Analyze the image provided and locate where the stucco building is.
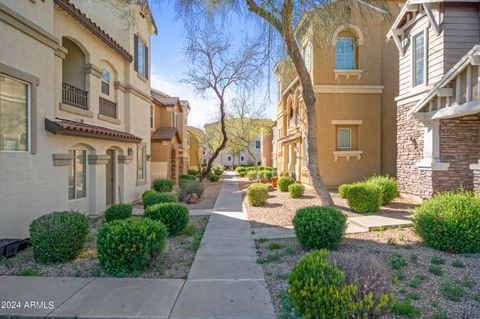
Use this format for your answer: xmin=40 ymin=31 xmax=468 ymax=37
xmin=0 ymin=0 xmax=156 ymax=237
xmin=187 ymin=126 xmax=205 ymax=171
xmin=150 ymin=89 xmax=190 ymax=182
xmin=273 ymin=0 xmax=400 ymax=186
xmin=388 ymin=0 xmax=480 ymax=198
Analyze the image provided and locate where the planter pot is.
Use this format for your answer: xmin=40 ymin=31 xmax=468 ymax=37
xmin=272 ymin=177 xmax=279 ymax=188
xmin=260 ymin=178 xmax=268 ymax=184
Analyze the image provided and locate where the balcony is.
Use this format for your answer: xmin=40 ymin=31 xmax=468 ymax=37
xmin=99 ymin=97 xmax=117 ymax=118
xmin=62 ymin=82 xmax=88 ymax=109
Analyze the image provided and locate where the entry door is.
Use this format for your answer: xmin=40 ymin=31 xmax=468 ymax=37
xmin=106 ymin=150 xmax=115 ymax=206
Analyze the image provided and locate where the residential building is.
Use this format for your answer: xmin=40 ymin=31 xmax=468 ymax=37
xmin=150 ymin=89 xmax=190 ymax=182
xmin=273 ymin=0 xmax=401 ymax=186
xmin=187 ymin=126 xmax=204 ymax=171
xmin=0 ymin=0 xmax=156 ymax=237
xmin=388 ymin=0 xmax=480 ymax=198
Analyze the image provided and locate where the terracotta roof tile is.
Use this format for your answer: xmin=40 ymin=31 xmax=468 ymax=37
xmin=151 ymin=127 xmax=180 ymax=142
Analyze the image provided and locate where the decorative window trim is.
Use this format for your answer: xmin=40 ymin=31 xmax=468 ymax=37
xmin=333 ymin=150 xmax=363 ymax=161
xmin=137 ymin=143 xmax=147 ymax=182
xmin=337 ymin=127 xmax=352 ymax=149
xmin=331 ymin=24 xmax=365 ymax=46
xmin=68 ymin=149 xmax=87 ymax=200
xmin=331 ymin=120 xmax=363 ymax=125
xmin=411 ymin=28 xmax=428 ymax=88
xmin=334 ymin=69 xmax=363 ymax=80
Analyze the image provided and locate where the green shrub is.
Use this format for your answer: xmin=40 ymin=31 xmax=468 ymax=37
xmin=152 ymin=178 xmax=174 ymax=193
xmin=392 ymin=298 xmax=421 ymax=318
xmin=338 ymin=183 xmax=352 ymax=199
xmin=389 ymin=253 xmax=407 ymax=270
xmin=278 ymin=177 xmax=295 ymax=192
xmin=97 ymin=218 xmax=167 ymax=276
xmin=105 ymin=204 xmax=132 ymax=222
xmin=187 ymin=169 xmax=198 ymax=176
xmin=258 ymin=165 xmax=266 ymax=171
xmin=246 ymin=166 xmax=256 ymax=171
xmin=145 ymin=203 xmax=189 ymax=236
xmin=288 ymin=250 xmax=395 ymax=319
xmin=247 ymin=183 xmax=268 ymax=206
xmin=142 ymin=189 xmax=157 ymax=201
xmin=347 ymin=182 xmax=383 ymax=213
xmin=264 ymin=170 xmax=273 ymax=181
xmin=247 ymin=170 xmax=257 ymax=181
xmin=178 ymin=180 xmax=205 ymax=201
xmin=367 ymin=176 xmax=398 ymax=204
xmin=288 ymin=183 xmax=305 ymax=198
xmin=293 ymin=206 xmax=346 ymax=250
xmin=257 ymin=170 xmax=266 ymax=179
xmin=143 ymin=192 xmax=177 ymax=209
xmin=240 ymin=171 xmax=247 ymax=177
xmin=413 ymin=191 xmax=480 ymax=253
xmin=265 ymin=166 xmax=273 ymax=170
xmin=30 ymin=211 xmax=89 ymax=264
xmin=212 ymin=165 xmax=223 ymax=175
xmin=208 ymin=174 xmax=220 ymax=182
xmin=235 ymin=166 xmax=246 ymax=173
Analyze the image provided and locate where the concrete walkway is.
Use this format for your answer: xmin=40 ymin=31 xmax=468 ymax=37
xmin=0 ymin=173 xmax=275 ymax=319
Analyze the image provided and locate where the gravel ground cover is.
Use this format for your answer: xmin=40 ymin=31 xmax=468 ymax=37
xmin=256 ymin=228 xmax=480 ymax=319
xmin=0 ymin=215 xmax=209 ymax=279
xmin=237 ymin=177 xmax=415 ymax=228
xmin=184 ymin=178 xmax=224 ymax=210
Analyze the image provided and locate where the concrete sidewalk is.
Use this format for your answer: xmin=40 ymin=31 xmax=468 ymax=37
xmin=0 ymin=172 xmax=275 ymax=319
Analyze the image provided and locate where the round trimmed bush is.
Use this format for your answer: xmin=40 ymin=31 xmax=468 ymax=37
xmin=30 ymin=211 xmax=89 ymax=264
xmin=338 ymin=184 xmax=352 ymax=199
xmin=367 ymin=176 xmax=398 ymax=204
xmin=105 ymin=204 xmax=132 ymax=222
xmin=264 ymin=170 xmax=273 ymax=181
xmin=145 ymin=203 xmax=190 ymax=236
xmin=246 ymin=166 xmax=256 ymax=172
xmin=142 ymin=189 xmax=157 ymax=201
xmin=247 ymin=183 xmax=268 ymax=206
xmin=247 ymin=170 xmax=257 ymax=181
xmin=288 ymin=183 xmax=305 ymax=198
xmin=143 ymin=192 xmax=177 ymax=209
xmin=258 ymin=165 xmax=266 ymax=171
xmin=213 ymin=166 xmax=223 ymax=175
xmin=240 ymin=171 xmax=247 ymax=177
xmin=347 ymin=183 xmax=383 ymax=213
xmin=413 ymin=191 xmax=480 ymax=253
xmin=97 ymin=218 xmax=168 ymax=276
xmin=257 ymin=170 xmax=266 ymax=180
xmin=278 ymin=177 xmax=295 ymax=192
xmin=152 ymin=178 xmax=174 ymax=193
xmin=293 ymin=206 xmax=346 ymax=250
xmin=235 ymin=166 xmax=246 ymax=173
xmin=209 ymin=173 xmax=220 ymax=182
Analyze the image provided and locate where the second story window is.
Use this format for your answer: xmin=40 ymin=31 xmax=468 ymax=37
xmin=337 ymin=128 xmax=352 ymax=149
xmin=150 ymin=105 xmax=154 ymax=128
xmin=303 ymin=42 xmax=311 ymax=72
xmin=255 ymin=139 xmax=261 ymax=149
xmin=172 ymin=112 xmax=178 ymax=128
xmin=336 ymin=38 xmax=355 ymax=70
xmin=101 ymin=70 xmax=110 ymax=95
xmin=413 ymin=33 xmax=425 ymax=87
xmin=134 ymin=35 xmax=148 ymax=79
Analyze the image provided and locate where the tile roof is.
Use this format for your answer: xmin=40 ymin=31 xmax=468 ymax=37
xmin=151 ymin=127 xmax=181 ymax=142
xmin=54 ymin=0 xmax=133 ymax=62
xmin=151 ymin=89 xmax=181 ymax=107
xmin=45 ymin=118 xmax=142 ymax=143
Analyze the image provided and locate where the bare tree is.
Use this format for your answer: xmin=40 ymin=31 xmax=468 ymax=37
xmin=182 ymin=24 xmax=263 ymax=181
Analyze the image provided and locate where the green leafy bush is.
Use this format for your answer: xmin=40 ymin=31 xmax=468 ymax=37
xmin=187 ymin=169 xmax=198 ymax=176
xmin=258 ymin=165 xmax=266 ymax=171
xmin=208 ymin=174 xmax=220 ymax=182
xmin=247 ymin=170 xmax=257 ymax=181
xmin=265 ymin=166 xmax=273 ymax=170
xmin=97 ymin=218 xmax=168 ymax=276
xmin=105 ymin=204 xmax=132 ymax=222
xmin=142 ymin=189 xmax=157 ymax=201
xmin=288 ymin=183 xmax=305 ymax=198
xmin=152 ymin=178 xmax=174 ymax=193
xmin=347 ymin=183 xmax=383 ymax=213
xmin=278 ymin=177 xmax=295 ymax=192
xmin=257 ymin=170 xmax=266 ymax=180
xmin=367 ymin=176 xmax=398 ymax=204
xmin=264 ymin=170 xmax=273 ymax=181
xmin=413 ymin=191 xmax=480 ymax=253
xmin=392 ymin=298 xmax=421 ymax=318
xmin=178 ymin=180 xmax=205 ymax=201
xmin=235 ymin=166 xmax=246 ymax=173
xmin=212 ymin=165 xmax=223 ymax=175
xmin=293 ymin=206 xmax=346 ymax=250
xmin=144 ymin=203 xmax=189 ymax=236
xmin=246 ymin=166 xmax=256 ymax=171
xmin=30 ymin=211 xmax=89 ymax=264
xmin=247 ymin=183 xmax=268 ymax=206
xmin=338 ymin=183 xmax=352 ymax=199
xmin=288 ymin=250 xmax=395 ymax=319
xmin=240 ymin=171 xmax=247 ymax=177
xmin=143 ymin=192 xmax=177 ymax=209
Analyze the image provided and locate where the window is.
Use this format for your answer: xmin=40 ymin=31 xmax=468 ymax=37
xmin=240 ymin=155 xmax=245 ymax=162
xmin=101 ymin=70 xmax=110 ymax=95
xmin=0 ymin=75 xmax=30 ymax=152
xmin=68 ymin=150 xmax=87 ymax=200
xmin=134 ymin=35 xmax=148 ymax=79
xmin=413 ymin=33 xmax=425 ymax=87
xmin=335 ymin=38 xmax=355 ymax=70
xmin=255 ymin=139 xmax=261 ymax=149
xmin=172 ymin=112 xmax=178 ymax=128
xmin=303 ymin=42 xmax=311 ymax=72
xmin=337 ymin=128 xmax=352 ymax=149
xmin=150 ymin=105 xmax=154 ymax=128
xmin=289 ymin=107 xmax=294 ymax=128
xmin=227 ymin=155 xmax=232 ymax=162
xmin=137 ymin=144 xmax=146 ymax=181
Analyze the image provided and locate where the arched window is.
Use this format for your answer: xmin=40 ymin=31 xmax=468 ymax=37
xmin=332 ymin=25 xmax=364 ymax=70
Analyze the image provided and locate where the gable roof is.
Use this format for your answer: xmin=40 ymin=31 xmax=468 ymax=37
xmin=151 ymin=127 xmax=181 ymax=143
xmin=151 ymin=89 xmax=181 ymax=109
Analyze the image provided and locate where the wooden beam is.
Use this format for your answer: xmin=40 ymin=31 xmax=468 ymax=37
xmin=456 ymin=74 xmax=462 ymax=104
xmin=422 ymin=3 xmax=441 ymax=35
xmin=467 ymin=65 xmax=472 ymax=102
xmin=436 ymin=88 xmax=453 ymax=97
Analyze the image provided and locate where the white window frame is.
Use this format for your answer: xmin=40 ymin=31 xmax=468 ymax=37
xmin=412 ymin=29 xmax=427 ymax=88
xmin=101 ymin=69 xmax=110 ymax=96
xmin=137 ymin=38 xmax=147 ymax=78
xmin=337 ymin=128 xmax=352 ymax=149
xmin=172 ymin=112 xmax=178 ymax=128
xmin=68 ymin=149 xmax=87 ymax=200
xmin=0 ymin=74 xmax=31 ymax=153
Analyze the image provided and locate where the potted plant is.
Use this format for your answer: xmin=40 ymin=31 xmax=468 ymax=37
xmin=272 ymin=176 xmax=279 ymax=188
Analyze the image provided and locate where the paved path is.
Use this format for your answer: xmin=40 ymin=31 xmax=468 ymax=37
xmin=0 ymin=173 xmax=275 ymax=319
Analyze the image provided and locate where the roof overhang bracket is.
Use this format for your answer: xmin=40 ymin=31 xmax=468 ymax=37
xmin=422 ymin=3 xmax=440 ymax=35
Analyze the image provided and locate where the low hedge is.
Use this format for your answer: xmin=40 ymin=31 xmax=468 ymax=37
xmin=236 ymin=166 xmax=246 ymax=173
xmin=247 ymin=170 xmax=257 ymax=181
xmin=145 ymin=203 xmax=189 ymax=236
xmin=105 ymin=204 xmax=132 ymax=222
xmin=97 ymin=218 xmax=168 ymax=276
xmin=240 ymin=171 xmax=247 ymax=177
xmin=293 ymin=206 xmax=346 ymax=250
xmin=152 ymin=178 xmax=174 ymax=193
xmin=142 ymin=189 xmax=157 ymax=201
xmin=367 ymin=176 xmax=398 ymax=204
xmin=347 ymin=183 xmax=383 ymax=213
xmin=143 ymin=192 xmax=177 ymax=209
xmin=30 ymin=211 xmax=89 ymax=264
xmin=187 ymin=169 xmax=198 ymax=176
xmin=413 ymin=191 xmax=480 ymax=253
xmin=288 ymin=183 xmax=305 ymax=198
xmin=278 ymin=177 xmax=295 ymax=192
xmin=247 ymin=183 xmax=268 ymax=206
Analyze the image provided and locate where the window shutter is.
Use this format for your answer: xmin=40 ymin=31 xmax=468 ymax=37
xmin=144 ymin=45 xmax=149 ymax=79
xmin=134 ymin=34 xmax=138 ymax=71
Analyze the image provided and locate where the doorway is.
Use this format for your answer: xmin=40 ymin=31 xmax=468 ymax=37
xmin=106 ymin=149 xmax=115 ymax=206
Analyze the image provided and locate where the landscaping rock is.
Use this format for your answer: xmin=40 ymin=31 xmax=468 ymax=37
xmin=187 ymin=193 xmax=200 ymax=204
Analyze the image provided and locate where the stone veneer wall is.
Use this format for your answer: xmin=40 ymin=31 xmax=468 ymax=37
xmin=473 ymin=172 xmax=480 ymax=196
xmin=397 ymin=103 xmax=434 ymax=197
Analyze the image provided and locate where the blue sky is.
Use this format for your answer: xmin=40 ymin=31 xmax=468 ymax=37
xmin=148 ymin=1 xmax=277 ymax=128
